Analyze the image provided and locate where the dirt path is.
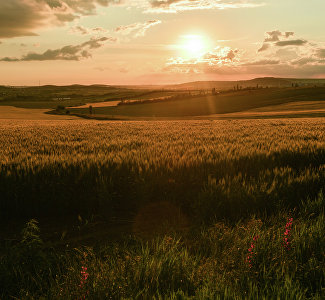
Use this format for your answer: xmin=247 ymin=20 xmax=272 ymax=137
xmin=0 ymin=106 xmax=80 ymax=120
xmin=68 ymin=100 xmax=120 ymax=109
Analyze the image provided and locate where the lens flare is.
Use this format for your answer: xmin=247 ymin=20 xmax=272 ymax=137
xmin=181 ymin=34 xmax=208 ymax=58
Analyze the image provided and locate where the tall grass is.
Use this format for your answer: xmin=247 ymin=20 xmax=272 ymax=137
xmin=1 ymin=192 xmax=324 ymax=299
xmin=1 ymin=118 xmax=325 ymax=222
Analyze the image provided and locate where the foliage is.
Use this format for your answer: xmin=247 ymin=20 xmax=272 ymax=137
xmin=1 ymin=195 xmax=324 ymax=298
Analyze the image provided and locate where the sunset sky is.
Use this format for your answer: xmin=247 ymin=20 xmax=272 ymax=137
xmin=0 ymin=0 xmax=325 ymax=85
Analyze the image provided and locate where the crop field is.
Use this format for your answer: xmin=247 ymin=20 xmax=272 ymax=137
xmin=68 ymin=87 xmax=325 ymax=119
xmin=0 ymin=85 xmax=183 ymax=109
xmin=1 ymin=117 xmax=325 ymax=298
xmin=1 ymin=118 xmax=325 ymax=220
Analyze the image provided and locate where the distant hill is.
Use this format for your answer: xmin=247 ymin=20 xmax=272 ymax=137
xmin=2 ymin=77 xmax=325 ymax=91
xmin=69 ymin=86 xmax=325 ymax=119
xmin=166 ymin=77 xmax=325 ymax=90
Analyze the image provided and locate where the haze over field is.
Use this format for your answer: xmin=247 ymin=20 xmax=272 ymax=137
xmin=0 ymin=0 xmax=325 ymax=85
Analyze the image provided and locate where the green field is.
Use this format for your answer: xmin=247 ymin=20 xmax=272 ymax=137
xmin=1 ymin=118 xmax=325 ymax=299
xmin=68 ymin=87 xmax=325 ymax=119
xmin=0 ymin=85 xmax=183 ymax=109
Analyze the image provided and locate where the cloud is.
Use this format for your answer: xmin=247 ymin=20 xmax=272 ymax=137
xmin=257 ymin=30 xmax=310 ymax=56
xmin=0 ymin=0 xmax=265 ymax=38
xmin=70 ymin=25 xmax=108 ymax=35
xmin=0 ymin=0 xmax=45 ymax=38
xmin=285 ymin=32 xmax=294 ymax=38
xmin=0 ymin=36 xmax=115 ymax=61
xmin=70 ymin=25 xmax=89 ymax=35
xmin=164 ymin=30 xmax=325 ymax=78
xmin=263 ymin=30 xmax=294 ymax=42
xmin=275 ymin=39 xmax=307 ymax=47
xmin=264 ymin=30 xmax=282 ymax=42
xmin=263 ymin=30 xmax=295 ymax=42
xmin=165 ymin=46 xmax=241 ymax=73
xmin=243 ymin=59 xmax=280 ymax=66
xmin=147 ymin=0 xmax=264 ymax=13
xmin=258 ymin=31 xmax=303 ymax=52
xmin=0 ymin=0 xmax=120 ymax=38
xmin=291 ymin=57 xmax=317 ymax=66
xmin=258 ymin=43 xmax=270 ymax=52
xmin=115 ymin=20 xmax=161 ymax=37
xmin=275 ymin=49 xmax=298 ymax=60
xmin=315 ymin=48 xmax=325 ymax=58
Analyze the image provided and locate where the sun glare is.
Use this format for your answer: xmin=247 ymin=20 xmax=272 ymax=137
xmin=180 ymin=34 xmax=208 ymax=58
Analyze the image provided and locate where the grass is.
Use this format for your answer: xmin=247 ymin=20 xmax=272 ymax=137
xmin=1 ymin=117 xmax=325 ymax=298
xmin=0 ymin=85 xmax=183 ymax=109
xmin=69 ymin=87 xmax=325 ymax=118
xmin=1 ymin=193 xmax=324 ymax=299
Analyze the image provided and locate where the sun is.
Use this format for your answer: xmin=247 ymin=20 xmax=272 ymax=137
xmin=181 ymin=34 xmax=208 ymax=58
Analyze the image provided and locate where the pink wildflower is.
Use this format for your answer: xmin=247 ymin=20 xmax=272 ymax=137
xmin=283 ymin=217 xmax=293 ymax=250
xmin=78 ymin=265 xmax=89 ymax=299
xmin=246 ymin=235 xmax=259 ymax=269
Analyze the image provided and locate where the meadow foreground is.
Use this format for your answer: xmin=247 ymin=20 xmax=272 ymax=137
xmin=0 ymin=117 xmax=324 ymax=298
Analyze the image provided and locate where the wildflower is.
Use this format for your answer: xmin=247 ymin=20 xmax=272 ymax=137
xmin=246 ymin=235 xmax=259 ymax=269
xmin=283 ymin=217 xmax=293 ymax=250
xmin=253 ymin=235 xmax=259 ymax=241
xmin=78 ymin=265 xmax=89 ymax=299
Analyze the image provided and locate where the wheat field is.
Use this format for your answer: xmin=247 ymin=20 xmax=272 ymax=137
xmin=1 ymin=118 xmax=325 ymax=299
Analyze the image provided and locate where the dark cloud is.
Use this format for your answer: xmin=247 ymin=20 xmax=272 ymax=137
xmin=285 ymin=32 xmax=294 ymax=38
xmin=258 ymin=31 xmax=298 ymax=52
xmin=258 ymin=43 xmax=270 ymax=52
xmin=0 ymin=1 xmax=44 ymax=38
xmin=316 ymin=48 xmax=325 ymax=58
xmin=290 ymin=57 xmax=325 ymax=66
xmin=264 ymin=30 xmax=282 ymax=42
xmin=275 ymin=39 xmax=307 ymax=47
xmin=0 ymin=36 xmax=115 ymax=61
xmin=291 ymin=58 xmax=316 ymax=66
xmin=0 ymin=0 xmax=121 ymax=38
xmin=258 ymin=31 xmax=308 ymax=54
xmin=264 ymin=30 xmax=295 ymax=42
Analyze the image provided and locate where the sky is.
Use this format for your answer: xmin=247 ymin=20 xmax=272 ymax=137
xmin=0 ymin=0 xmax=325 ymax=85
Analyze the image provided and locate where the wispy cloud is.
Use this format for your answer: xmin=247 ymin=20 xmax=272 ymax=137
xmin=69 ymin=25 xmax=108 ymax=35
xmin=115 ymin=20 xmax=162 ymax=38
xmin=0 ymin=36 xmax=115 ymax=61
xmin=146 ymin=0 xmax=264 ymax=13
xmin=165 ymin=46 xmax=241 ymax=73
